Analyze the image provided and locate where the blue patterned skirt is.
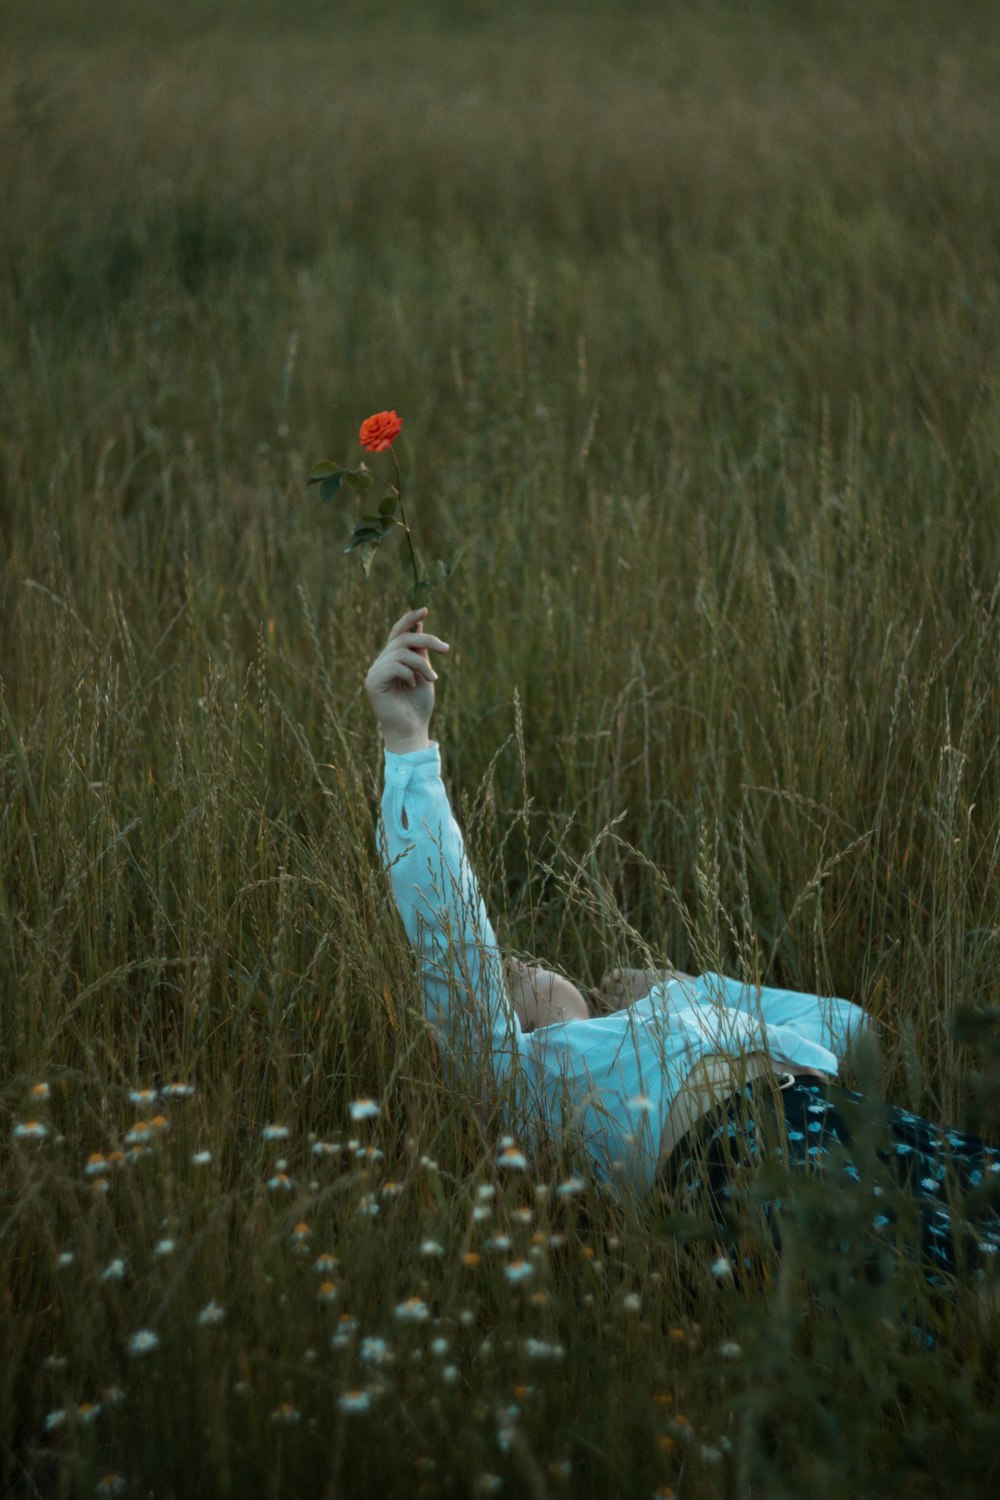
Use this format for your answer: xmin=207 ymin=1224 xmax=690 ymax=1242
xmin=665 ymin=1079 xmax=1000 ymax=1287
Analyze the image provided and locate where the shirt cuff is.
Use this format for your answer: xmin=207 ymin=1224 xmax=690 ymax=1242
xmin=383 ymin=742 xmax=442 ymax=789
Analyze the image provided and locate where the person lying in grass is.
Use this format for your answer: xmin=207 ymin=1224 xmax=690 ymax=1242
xmin=367 ymin=607 xmax=1000 ymax=1289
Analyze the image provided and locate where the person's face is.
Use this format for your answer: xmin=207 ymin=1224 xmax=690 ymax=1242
xmin=505 ymin=958 xmax=590 ymax=1031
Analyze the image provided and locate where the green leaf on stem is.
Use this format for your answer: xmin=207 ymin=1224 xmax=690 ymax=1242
xmin=359 ymin=539 xmax=379 ymax=579
xmin=343 ymin=468 xmax=374 ymax=492
xmin=378 ymin=495 xmax=398 ymax=518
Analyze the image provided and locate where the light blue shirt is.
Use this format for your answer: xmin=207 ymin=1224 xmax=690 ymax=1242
xmin=381 ymin=744 xmax=870 ymax=1192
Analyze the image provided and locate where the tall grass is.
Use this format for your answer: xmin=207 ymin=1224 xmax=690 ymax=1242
xmin=3 ymin=1 xmax=1000 ymax=1495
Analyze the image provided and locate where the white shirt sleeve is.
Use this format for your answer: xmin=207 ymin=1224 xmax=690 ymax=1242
xmin=379 ymin=744 xmax=524 ymax=1095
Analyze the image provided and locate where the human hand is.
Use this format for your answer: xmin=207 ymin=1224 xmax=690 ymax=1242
xmin=364 ymin=607 xmax=450 ymax=754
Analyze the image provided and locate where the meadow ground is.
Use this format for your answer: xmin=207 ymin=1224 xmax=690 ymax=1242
xmin=3 ymin=1 xmax=1000 ymax=1495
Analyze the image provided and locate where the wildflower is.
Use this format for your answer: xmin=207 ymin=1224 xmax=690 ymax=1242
xmin=31 ymin=1082 xmax=51 ymax=1101
xmin=442 ymin=1364 xmax=459 ymax=1384
xmin=162 ymin=1082 xmax=194 ymax=1099
xmin=314 ymin=1252 xmax=338 ymax=1274
xmin=355 ymin=1145 xmax=385 ymax=1164
xmin=56 ymin=1251 xmax=75 ymax=1269
xmin=197 ymin=1301 xmax=225 ymax=1327
xmin=710 ymin=1255 xmax=734 ymax=1280
xmin=43 ymin=1408 xmax=66 ymax=1433
xmin=622 ymin=1293 xmax=642 ymax=1314
xmin=96 ymin=1477 xmax=126 ymax=1497
xmin=498 ymin=1146 xmax=528 ymax=1170
xmin=290 ymin=1222 xmax=311 ymax=1245
xmin=462 ymin=1252 xmax=482 ymax=1269
xmin=312 ymin=1140 xmax=343 ymax=1157
xmin=419 ymin=1239 xmax=444 ymax=1258
xmin=149 ymin=1114 xmax=169 ymax=1133
xmin=511 ymin=1207 xmax=533 ymax=1225
xmin=431 ymin=1337 xmax=449 ymax=1357
xmin=77 ymin=1401 xmax=101 ymax=1424
xmin=102 ymin=1386 xmax=126 ymax=1408
xmin=380 ymin=1180 xmax=404 ymax=1198
xmin=475 ymin=1473 xmax=503 ymax=1495
xmin=503 ymin=1259 xmax=534 ymax=1285
xmin=191 ymin=1150 xmax=213 ymax=1166
xmin=124 ymin=1122 xmax=151 ymax=1145
xmin=360 ymin=1336 xmax=393 ymax=1366
xmin=100 ymin=1258 xmax=126 ymax=1282
xmin=338 ymin=1388 xmax=373 ymax=1414
xmin=128 ymin=1088 xmax=158 ymax=1107
xmin=42 ymin=1354 xmax=68 ymax=1371
xmin=317 ymin=1282 xmax=338 ymax=1305
xmin=127 ymin=1329 xmax=159 ymax=1357
xmin=459 ymin=1308 xmax=475 ymax=1326
xmin=718 ymin=1342 xmax=742 ymax=1360
xmin=548 ymin=1233 xmax=566 ymax=1249
xmin=524 ymin=1338 xmax=565 ymax=1361
xmin=476 ymin=1183 xmax=495 ymax=1200
xmin=354 ymin=1194 xmax=379 ymax=1217
xmin=331 ymin=1314 xmax=358 ymax=1348
xmin=262 ymin=1124 xmax=290 ymax=1142
xmin=486 ymin=1235 xmax=512 ymax=1252
xmin=556 ymin=1174 xmax=586 ymax=1196
xmin=531 ymin=1230 xmax=547 ymax=1247
xmin=270 ymin=1402 xmax=300 ymax=1424
xmin=394 ymin=1296 xmax=430 ymax=1323
xmin=668 ymin=1327 xmax=686 ymax=1344
xmin=85 ymin=1153 xmax=109 ymax=1177
xmin=359 ymin=411 xmax=402 ymax=453
xmin=626 ymin=1094 xmax=655 ymax=1114
xmin=267 ymin=1172 xmax=294 ymax=1192
xmin=529 ymin=1291 xmax=550 ymax=1308
xmin=349 ymin=1097 xmax=380 ymax=1122
xmin=153 ymin=1238 xmax=176 ymax=1257
xmin=13 ymin=1121 xmax=48 ymax=1140
xmin=472 ymin=1205 xmax=491 ymax=1223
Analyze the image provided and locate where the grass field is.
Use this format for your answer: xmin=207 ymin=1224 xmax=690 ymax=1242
xmin=4 ymin=1 xmax=1000 ymax=1495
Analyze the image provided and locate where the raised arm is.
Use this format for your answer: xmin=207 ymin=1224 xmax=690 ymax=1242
xmin=366 ymin=609 xmax=524 ymax=1091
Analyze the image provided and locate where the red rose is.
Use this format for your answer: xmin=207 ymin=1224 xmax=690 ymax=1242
xmin=359 ymin=410 xmax=403 ymax=452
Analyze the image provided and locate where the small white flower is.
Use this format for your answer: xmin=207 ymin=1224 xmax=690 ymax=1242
xmin=30 ymin=1082 xmax=51 ymax=1101
xmin=43 ymin=1408 xmax=66 ymax=1432
xmin=191 ymin=1150 xmax=212 ymax=1166
xmin=441 ymin=1364 xmax=460 ymax=1384
xmin=56 ymin=1251 xmax=75 ymax=1269
xmin=312 ymin=1140 xmax=343 ymax=1157
xmin=162 ymin=1082 xmax=195 ymax=1098
xmin=710 ymin=1255 xmax=734 ymax=1280
xmin=626 ymin=1094 xmax=655 ymax=1114
xmin=622 ymin=1293 xmax=641 ymax=1314
xmin=101 ymin=1258 xmax=126 ymax=1282
xmin=718 ymin=1341 xmax=743 ymax=1360
xmin=394 ymin=1296 xmax=430 ymax=1323
xmin=267 ymin=1172 xmax=295 ymax=1192
xmin=153 ymin=1238 xmax=176 ymax=1257
xmin=270 ymin=1403 xmax=300 ymax=1424
xmin=700 ymin=1445 xmax=723 ymax=1464
xmin=472 ymin=1205 xmax=492 ymax=1222
xmin=360 ymin=1336 xmax=393 ymax=1366
xmin=197 ymin=1301 xmax=225 ymax=1327
xmin=476 ymin=1183 xmax=495 ymax=1201
xmin=95 ymin=1475 xmax=126 ymax=1497
xmin=76 ymin=1401 xmax=101 ymax=1425
xmin=127 ymin=1329 xmax=160 ymax=1357
xmin=13 ymin=1121 xmax=48 ymax=1140
xmin=486 ymin=1235 xmax=512 ymax=1252
xmin=338 ymin=1389 xmax=372 ymax=1414
xmin=524 ymin=1338 xmax=565 ymax=1360
xmin=497 ymin=1146 xmax=528 ymax=1170
xmin=459 ymin=1308 xmax=475 ymax=1326
xmin=419 ymin=1239 xmax=444 ymax=1258
xmin=354 ymin=1194 xmax=379 ymax=1217
xmin=556 ymin=1174 xmax=585 ymax=1196
xmin=430 ymin=1337 xmax=449 ymax=1357
xmin=128 ymin=1088 xmax=158 ymax=1106
xmin=503 ymin=1259 xmax=534 ymax=1285
xmin=262 ymin=1124 xmax=290 ymax=1142
xmin=349 ymin=1097 xmax=380 ymax=1122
